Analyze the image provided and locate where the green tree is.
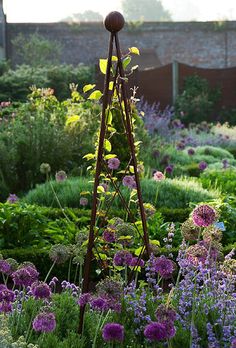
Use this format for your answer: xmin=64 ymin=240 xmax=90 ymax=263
xmin=12 ymin=33 xmax=62 ymax=68
xmin=122 ymin=0 xmax=172 ymax=21
xmin=63 ymin=10 xmax=103 ymax=22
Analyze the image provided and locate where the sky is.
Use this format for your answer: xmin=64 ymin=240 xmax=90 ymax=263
xmin=3 ymin=0 xmax=236 ymax=22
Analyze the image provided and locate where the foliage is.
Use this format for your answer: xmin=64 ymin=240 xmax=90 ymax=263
xmin=122 ymin=0 xmax=172 ymax=21
xmin=175 ymin=75 xmax=221 ymax=123
xmin=12 ymin=33 xmax=62 ymax=67
xmin=0 ymin=64 xmax=95 ymax=101
xmin=0 ymin=87 xmax=100 ymax=196
xmin=23 ymin=176 xmax=220 ymax=209
xmin=200 ymin=168 xmax=236 ymax=196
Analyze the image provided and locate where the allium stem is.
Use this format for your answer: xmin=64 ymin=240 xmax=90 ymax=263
xmin=44 ymin=260 xmax=56 ymax=283
xmin=68 ymin=257 xmax=72 ymax=282
xmin=49 ymin=180 xmax=70 ymax=222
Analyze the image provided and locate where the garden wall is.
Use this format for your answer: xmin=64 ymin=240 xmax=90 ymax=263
xmin=6 ymin=21 xmax=236 ymax=69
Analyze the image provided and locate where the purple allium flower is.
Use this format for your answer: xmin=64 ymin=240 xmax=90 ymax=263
xmin=155 ymin=304 xmax=176 ymax=323
xmin=0 ymin=260 xmax=11 ymax=274
xmin=101 ymin=183 xmax=108 ymax=192
xmin=153 ymin=256 xmax=175 ymax=279
xmin=186 ymin=244 xmax=208 ymax=266
xmin=102 ymin=323 xmax=124 ymax=342
xmin=0 ymin=301 xmax=13 ymax=313
xmin=31 ymin=281 xmax=51 ymax=300
xmin=32 ymin=312 xmax=56 ymax=333
xmin=0 ymin=285 xmax=15 ymax=302
xmin=113 ymin=250 xmax=133 ymax=267
xmin=96 ymin=278 xmax=122 ymax=301
xmin=129 ymin=257 xmax=145 ymax=267
xmin=198 ymin=161 xmax=208 ymax=171
xmin=144 ymin=322 xmax=167 ymax=341
xmin=7 ymin=194 xmax=18 ymax=204
xmin=222 ymin=159 xmax=229 ymax=169
xmin=108 ymin=157 xmax=120 ymax=170
xmin=122 ymin=175 xmax=136 ymax=189
xmin=80 ymin=197 xmax=88 ymax=206
xmin=231 ymin=338 xmax=236 ymax=348
xmin=188 ymin=148 xmax=195 ymax=156
xmin=153 ymin=171 xmax=165 ymax=181
xmin=90 ymin=297 xmax=109 ymax=311
xmin=103 ymin=228 xmax=116 ymax=243
xmin=55 ymin=170 xmax=67 ymax=182
xmin=12 ymin=266 xmax=39 ymax=287
xmin=78 ymin=292 xmax=91 ymax=306
xmin=165 ymin=164 xmax=174 ymax=174
xmin=176 ymin=142 xmax=185 ymax=150
xmin=192 ymin=204 xmax=217 ymax=227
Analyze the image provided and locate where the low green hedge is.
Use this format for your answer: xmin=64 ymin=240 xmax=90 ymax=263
xmin=23 ymin=176 xmax=219 ymax=209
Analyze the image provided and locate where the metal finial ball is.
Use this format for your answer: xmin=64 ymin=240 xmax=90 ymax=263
xmin=104 ymin=11 xmax=125 ymax=33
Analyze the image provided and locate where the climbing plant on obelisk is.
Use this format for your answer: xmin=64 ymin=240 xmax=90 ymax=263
xmin=78 ymin=11 xmax=151 ymax=333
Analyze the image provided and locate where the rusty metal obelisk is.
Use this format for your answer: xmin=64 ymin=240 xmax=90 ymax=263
xmin=78 ymin=11 xmax=150 ymax=334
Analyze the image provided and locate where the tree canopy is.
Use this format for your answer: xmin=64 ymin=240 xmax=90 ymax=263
xmin=63 ymin=10 xmax=103 ymax=23
xmin=122 ymin=0 xmax=172 ymax=21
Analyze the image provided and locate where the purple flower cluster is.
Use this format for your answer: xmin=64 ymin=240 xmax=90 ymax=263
xmin=198 ymin=161 xmax=208 ymax=171
xmin=107 ymin=157 xmax=120 ymax=170
xmin=102 ymin=323 xmax=124 ymax=342
xmin=152 ymin=255 xmax=175 ymax=279
xmin=7 ymin=194 xmax=18 ymax=204
xmin=80 ymin=197 xmax=88 ymax=206
xmin=144 ymin=321 xmax=175 ymax=341
xmin=0 ymin=259 xmax=11 ymax=274
xmin=103 ymin=228 xmax=116 ymax=243
xmin=122 ymin=175 xmax=136 ymax=189
xmin=0 ymin=284 xmax=15 ymax=313
xmin=31 ymin=281 xmax=51 ymax=300
xmin=192 ymin=204 xmax=217 ymax=227
xmin=55 ymin=170 xmax=67 ymax=182
xmin=113 ymin=250 xmax=133 ymax=267
xmin=32 ymin=311 xmax=56 ymax=333
xmin=12 ymin=265 xmax=39 ymax=287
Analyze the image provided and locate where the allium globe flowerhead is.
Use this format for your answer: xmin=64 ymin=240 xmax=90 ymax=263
xmin=188 ymin=148 xmax=195 ymax=156
xmin=153 ymin=171 xmax=165 ymax=181
xmin=144 ymin=322 xmax=167 ymax=341
xmin=40 ymin=163 xmax=51 ymax=175
xmin=31 ymin=281 xmax=51 ymax=300
xmin=78 ymin=292 xmax=91 ymax=307
xmin=0 ymin=286 xmax=15 ymax=302
xmin=153 ymin=255 xmax=175 ymax=279
xmin=32 ymin=312 xmax=56 ymax=333
xmin=192 ymin=204 xmax=217 ymax=227
xmin=102 ymin=323 xmax=124 ymax=342
xmin=231 ymin=338 xmax=236 ymax=348
xmin=181 ymin=219 xmax=201 ymax=241
xmin=49 ymin=244 xmax=70 ymax=264
xmin=155 ymin=304 xmax=176 ymax=323
xmin=55 ymin=170 xmax=67 ymax=182
xmin=122 ymin=175 xmax=136 ymax=189
xmin=198 ymin=161 xmax=208 ymax=171
xmin=0 ymin=301 xmax=13 ymax=313
xmin=0 ymin=260 xmax=11 ymax=274
xmin=107 ymin=157 xmax=120 ymax=170
xmin=129 ymin=257 xmax=145 ymax=267
xmin=7 ymin=194 xmax=18 ymax=204
xmin=12 ymin=265 xmax=39 ymax=287
xmin=103 ymin=228 xmax=116 ymax=243
xmin=113 ymin=250 xmax=132 ymax=267
xmin=96 ymin=277 xmax=122 ymax=301
xmin=90 ymin=297 xmax=109 ymax=311
xmin=80 ymin=197 xmax=88 ymax=206
xmin=165 ymin=164 xmax=174 ymax=174
xmin=186 ymin=244 xmax=208 ymax=266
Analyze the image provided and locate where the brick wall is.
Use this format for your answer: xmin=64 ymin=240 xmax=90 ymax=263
xmin=6 ymin=21 xmax=236 ymax=69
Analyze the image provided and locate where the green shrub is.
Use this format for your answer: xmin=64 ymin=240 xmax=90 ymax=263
xmin=0 ymin=88 xmax=100 ymax=196
xmin=200 ymin=168 xmax=236 ymax=196
xmin=0 ymin=64 xmax=95 ymax=102
xmin=23 ymin=176 xmax=220 ymax=209
xmin=175 ymin=75 xmax=221 ymax=123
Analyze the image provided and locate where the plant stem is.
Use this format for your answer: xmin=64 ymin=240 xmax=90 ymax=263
xmin=44 ymin=260 xmax=56 ymax=283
